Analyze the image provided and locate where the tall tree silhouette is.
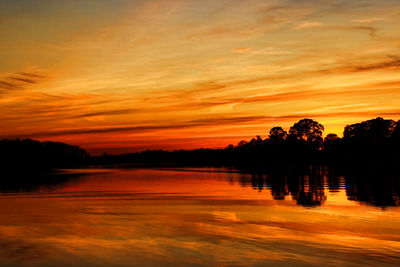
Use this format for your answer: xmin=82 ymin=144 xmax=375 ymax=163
xmin=288 ymin=119 xmax=324 ymax=144
xmin=342 ymin=117 xmax=398 ymax=162
xmin=268 ymin=127 xmax=287 ymax=143
xmin=344 ymin=117 xmax=396 ymax=140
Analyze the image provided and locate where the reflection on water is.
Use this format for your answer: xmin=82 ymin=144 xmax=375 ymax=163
xmin=236 ymin=166 xmax=400 ymax=208
xmin=0 ymin=167 xmax=399 ymax=266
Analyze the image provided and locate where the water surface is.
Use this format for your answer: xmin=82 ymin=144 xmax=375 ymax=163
xmin=0 ymin=167 xmax=399 ymax=266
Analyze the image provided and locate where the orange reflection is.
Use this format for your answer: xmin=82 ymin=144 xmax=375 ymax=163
xmin=0 ymin=168 xmax=399 ymax=266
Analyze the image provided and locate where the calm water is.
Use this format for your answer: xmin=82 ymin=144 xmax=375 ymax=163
xmin=0 ymin=167 xmax=399 ymax=266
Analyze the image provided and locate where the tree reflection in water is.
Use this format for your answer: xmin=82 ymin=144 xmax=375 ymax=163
xmin=239 ymin=165 xmax=400 ymax=208
xmin=0 ymin=166 xmax=399 ymax=208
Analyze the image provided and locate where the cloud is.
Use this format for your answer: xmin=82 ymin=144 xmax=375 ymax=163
xmin=351 ymin=57 xmax=400 ymax=72
xmin=294 ymin=21 xmax=323 ymax=29
xmin=156 ymin=84 xmax=400 ymax=112
xmin=352 ymin=18 xmax=384 ymax=24
xmin=231 ymin=47 xmax=290 ymax=55
xmin=328 ymin=25 xmax=377 ymax=38
xmin=70 ymin=109 xmax=140 ymax=119
xmin=145 ymin=75 xmax=290 ymax=102
xmin=10 ymin=116 xmax=268 ymax=138
xmin=251 ymin=47 xmax=290 ymax=55
xmin=0 ymin=71 xmax=47 ymax=93
xmin=9 ymin=110 xmax=400 ymax=139
xmin=0 ymin=81 xmax=16 ymax=90
xmin=257 ymin=3 xmax=317 ymax=25
xmin=0 ymin=92 xmax=110 ymax=121
xmin=231 ymin=47 xmax=251 ymax=53
xmin=18 ymin=72 xmax=46 ymax=79
xmin=292 ymin=23 xmax=377 ymax=37
xmin=8 ymin=76 xmax=36 ymax=84
xmin=349 ymin=26 xmax=377 ymax=38
xmin=317 ymin=56 xmax=400 ymax=74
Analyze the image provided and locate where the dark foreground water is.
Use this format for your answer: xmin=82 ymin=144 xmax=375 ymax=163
xmin=0 ymin=167 xmax=399 ymax=266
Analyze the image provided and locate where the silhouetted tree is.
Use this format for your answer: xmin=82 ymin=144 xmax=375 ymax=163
xmin=268 ymin=127 xmax=287 ymax=142
xmin=288 ymin=119 xmax=324 ymax=143
xmin=225 ymin=144 xmax=234 ymax=151
xmin=341 ymin=117 xmax=398 ymax=161
xmin=324 ymin=133 xmax=339 ymax=142
xmin=322 ymin=133 xmax=342 ymax=155
xmin=249 ymin=135 xmax=264 ymax=147
xmin=237 ymin=140 xmax=248 ymax=147
xmin=392 ymin=120 xmax=400 ymax=143
xmin=344 ymin=117 xmax=396 ymax=140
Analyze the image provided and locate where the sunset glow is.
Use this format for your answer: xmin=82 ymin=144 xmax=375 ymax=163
xmin=1 ymin=0 xmax=400 ymax=154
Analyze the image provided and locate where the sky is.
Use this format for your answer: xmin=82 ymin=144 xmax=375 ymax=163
xmin=0 ymin=0 xmax=400 ymax=154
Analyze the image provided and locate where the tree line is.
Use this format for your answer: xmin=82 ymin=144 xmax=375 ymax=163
xmin=226 ymin=117 xmax=400 ymax=166
xmin=1 ymin=117 xmax=400 ymax=172
xmin=0 ymin=139 xmax=89 ymax=173
xmin=96 ymin=117 xmax=400 ymax=167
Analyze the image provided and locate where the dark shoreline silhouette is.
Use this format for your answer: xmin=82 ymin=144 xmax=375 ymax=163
xmin=1 ymin=117 xmax=400 ymax=172
xmin=91 ymin=117 xmax=400 ymax=170
xmin=1 ymin=116 xmax=400 ymax=208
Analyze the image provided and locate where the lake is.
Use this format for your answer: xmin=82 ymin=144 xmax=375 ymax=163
xmin=0 ymin=167 xmax=399 ymax=266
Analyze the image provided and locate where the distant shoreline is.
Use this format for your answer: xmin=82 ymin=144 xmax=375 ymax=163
xmin=1 ymin=117 xmax=399 ymax=174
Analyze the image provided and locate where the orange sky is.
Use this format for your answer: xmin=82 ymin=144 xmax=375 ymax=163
xmin=1 ymin=0 xmax=400 ymax=154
